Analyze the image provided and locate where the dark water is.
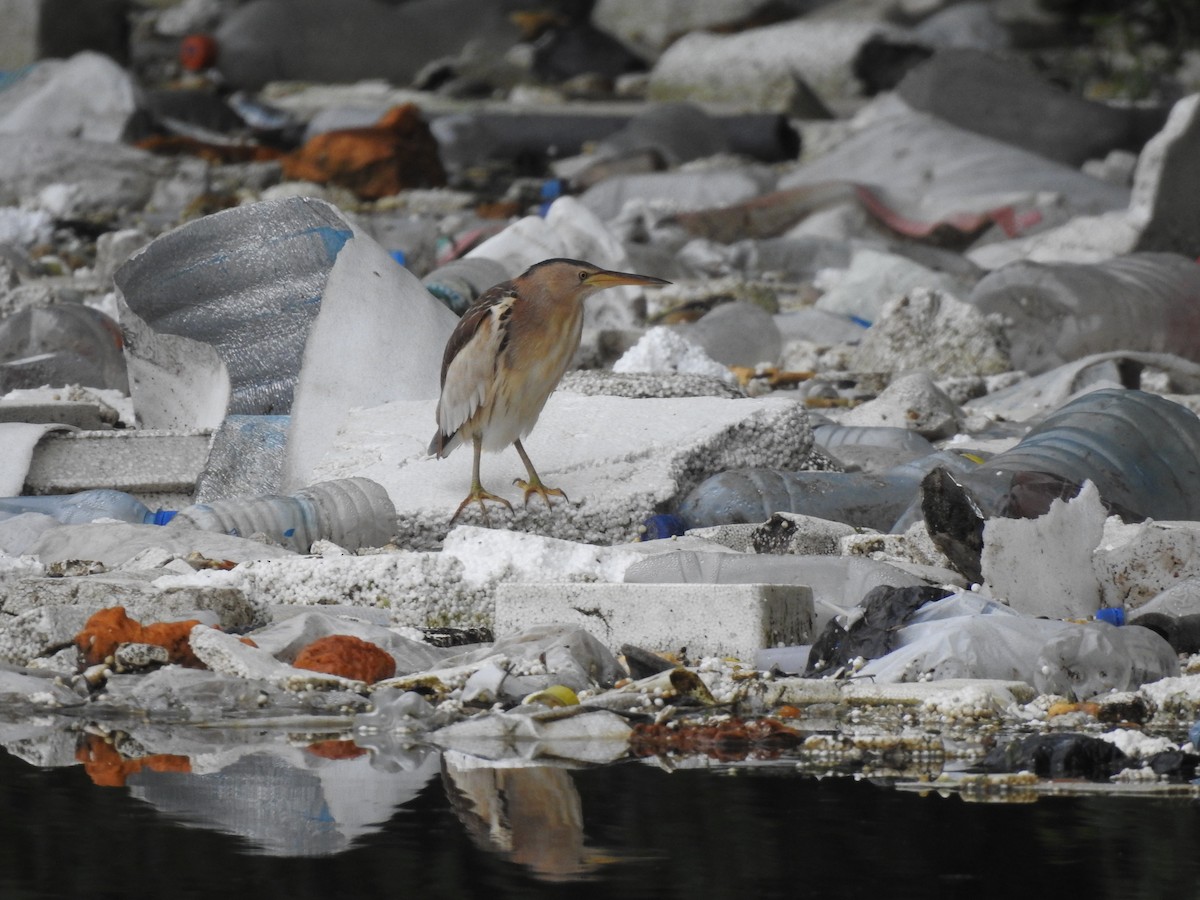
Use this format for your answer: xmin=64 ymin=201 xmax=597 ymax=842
xmin=2 ymin=746 xmax=1199 ymax=900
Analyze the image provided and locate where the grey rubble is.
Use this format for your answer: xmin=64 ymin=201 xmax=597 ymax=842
xmin=4 ymin=0 xmax=1200 ymax=768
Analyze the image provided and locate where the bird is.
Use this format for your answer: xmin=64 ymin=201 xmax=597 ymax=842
xmin=429 ymin=257 xmax=670 ymax=524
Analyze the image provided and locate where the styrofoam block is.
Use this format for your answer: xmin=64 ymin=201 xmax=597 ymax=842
xmin=23 ymin=429 xmax=212 ymax=494
xmin=309 ymin=393 xmax=816 ymax=549
xmin=493 ymin=582 xmax=814 ymax=661
xmin=981 ymin=480 xmax=1105 ymax=618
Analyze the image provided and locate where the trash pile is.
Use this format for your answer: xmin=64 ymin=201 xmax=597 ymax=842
xmin=3 ymin=0 xmax=1200 ymax=812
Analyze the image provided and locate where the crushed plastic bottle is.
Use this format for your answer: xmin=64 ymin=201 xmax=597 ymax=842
xmin=677 ymin=450 xmax=978 ymax=532
xmin=968 ymin=253 xmax=1200 ymax=374
xmin=0 ymin=489 xmax=176 ymax=526
xmin=168 ymin=477 xmax=395 ymax=553
xmin=962 ymin=388 xmax=1200 ymax=522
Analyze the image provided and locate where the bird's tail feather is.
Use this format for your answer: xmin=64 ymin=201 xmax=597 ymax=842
xmin=428 ymin=430 xmax=459 ymax=458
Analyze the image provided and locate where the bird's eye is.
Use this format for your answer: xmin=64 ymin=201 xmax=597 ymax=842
xmin=578 ymin=271 xmax=588 ymax=282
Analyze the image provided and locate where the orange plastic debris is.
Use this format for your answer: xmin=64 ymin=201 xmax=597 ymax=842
xmin=74 ymin=606 xmax=204 ymax=668
xmin=281 ymin=104 xmax=446 ymax=200
xmin=305 ymin=739 xmax=368 ymax=760
xmin=292 ymin=634 xmax=397 ymax=683
xmin=77 ymin=735 xmax=191 ymax=788
xmin=1047 ymin=701 xmax=1101 ymax=719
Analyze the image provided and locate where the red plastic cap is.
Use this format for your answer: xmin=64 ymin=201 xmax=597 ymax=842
xmin=180 ymin=33 xmax=218 ymax=72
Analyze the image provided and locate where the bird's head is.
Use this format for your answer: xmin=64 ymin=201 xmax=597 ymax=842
xmin=517 ymin=258 xmax=670 ymax=304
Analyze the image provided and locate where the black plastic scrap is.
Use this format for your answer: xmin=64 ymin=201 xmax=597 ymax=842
xmin=977 ymin=733 xmax=1146 ymax=782
xmin=1128 ymin=613 xmax=1200 ymax=655
xmin=804 ymin=584 xmax=953 ymax=678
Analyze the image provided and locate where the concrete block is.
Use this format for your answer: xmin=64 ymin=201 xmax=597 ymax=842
xmin=493 ymin=582 xmax=814 ymax=661
xmin=23 ymin=429 xmax=212 ymax=496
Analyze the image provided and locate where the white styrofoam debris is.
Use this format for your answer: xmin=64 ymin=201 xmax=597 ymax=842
xmin=237 ymin=551 xmax=478 ymax=628
xmin=612 ymin=326 xmax=732 ymax=382
xmin=308 ymin=393 xmax=816 ymax=548
xmin=440 ymin=525 xmax=644 ymax=586
xmin=188 ymin=624 xmax=367 ymax=692
xmin=850 ymin=288 xmax=1011 ymax=380
xmin=981 ymin=480 xmax=1106 ymax=619
xmin=1140 ymin=674 xmax=1200 ymax=717
xmin=1095 ymin=519 xmax=1200 ymax=610
xmin=839 ymin=370 xmax=963 ymax=439
xmin=1098 ymin=728 xmax=1177 ymax=760
xmin=237 ymin=529 xmax=652 ymax=629
xmin=493 ymin=581 xmax=814 ymax=661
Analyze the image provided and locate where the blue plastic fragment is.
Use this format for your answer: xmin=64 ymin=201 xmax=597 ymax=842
xmin=641 ymin=514 xmax=687 ymax=541
xmin=297 ymin=224 xmax=353 ymax=262
xmin=1094 ymin=607 xmax=1125 ymax=626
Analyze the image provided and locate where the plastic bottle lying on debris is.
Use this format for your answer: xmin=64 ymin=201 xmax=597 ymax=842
xmin=0 ymin=489 xmax=176 ymax=525
xmin=168 ymin=477 xmax=396 ymax=553
xmin=676 ymin=450 xmax=978 ymax=533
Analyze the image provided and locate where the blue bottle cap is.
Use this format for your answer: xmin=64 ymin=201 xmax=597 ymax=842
xmin=1094 ymin=607 xmax=1125 ymax=626
xmin=151 ymin=509 xmax=178 ymax=526
xmin=640 ymin=514 xmax=687 ymax=541
xmin=390 ymin=249 xmax=407 ymax=267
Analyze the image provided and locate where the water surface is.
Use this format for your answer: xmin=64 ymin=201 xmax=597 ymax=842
xmin=2 ymin=746 xmax=1197 ymax=900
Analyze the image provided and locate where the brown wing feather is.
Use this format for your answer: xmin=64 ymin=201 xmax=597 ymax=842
xmin=428 ymin=281 xmax=516 ymax=456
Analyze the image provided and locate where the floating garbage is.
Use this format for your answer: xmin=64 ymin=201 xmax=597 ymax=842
xmin=977 ymin=733 xmax=1131 ymax=781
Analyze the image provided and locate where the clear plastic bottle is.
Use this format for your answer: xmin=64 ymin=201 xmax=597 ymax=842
xmin=0 ymin=489 xmax=176 ymax=525
xmin=168 ymin=477 xmax=395 ymax=553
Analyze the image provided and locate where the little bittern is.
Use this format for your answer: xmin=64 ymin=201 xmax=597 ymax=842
xmin=429 ymin=257 xmax=670 ymax=524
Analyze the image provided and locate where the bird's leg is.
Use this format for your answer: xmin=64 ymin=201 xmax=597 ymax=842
xmin=512 ymin=439 xmax=568 ymax=511
xmin=450 ymin=435 xmax=514 ymax=525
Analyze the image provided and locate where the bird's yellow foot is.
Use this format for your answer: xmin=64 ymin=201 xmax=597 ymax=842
xmin=514 ymin=476 xmax=568 ymax=512
xmin=449 ymin=486 xmax=513 ymax=525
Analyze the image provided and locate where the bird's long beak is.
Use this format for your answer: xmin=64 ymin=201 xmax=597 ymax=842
xmin=584 ymin=269 xmax=672 ymax=289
